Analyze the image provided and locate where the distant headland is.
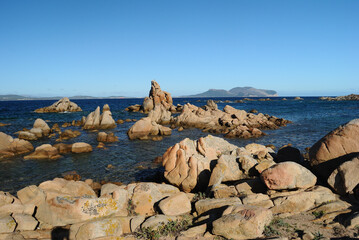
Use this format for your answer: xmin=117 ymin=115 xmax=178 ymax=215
xmin=183 ymin=86 xmax=278 ymax=98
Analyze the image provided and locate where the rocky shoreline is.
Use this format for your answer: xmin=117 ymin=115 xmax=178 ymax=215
xmin=0 ymin=118 xmax=359 ymax=239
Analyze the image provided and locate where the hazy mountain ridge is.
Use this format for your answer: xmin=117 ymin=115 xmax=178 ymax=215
xmin=185 ymin=86 xmax=278 ymax=97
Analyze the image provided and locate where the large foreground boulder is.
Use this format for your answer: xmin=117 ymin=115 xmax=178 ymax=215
xmin=309 ymin=119 xmax=359 ymax=179
xmin=83 ymin=104 xmax=116 ymax=130
xmin=260 ymin=161 xmax=317 ymax=190
xmin=0 ymin=132 xmax=33 ymax=159
xmin=328 ymin=156 xmax=359 ymax=196
xmin=212 ymin=204 xmax=273 ymax=239
xmin=35 ymin=97 xmax=82 ymax=113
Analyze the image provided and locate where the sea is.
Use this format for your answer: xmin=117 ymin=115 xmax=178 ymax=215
xmin=0 ymin=97 xmax=358 ymax=193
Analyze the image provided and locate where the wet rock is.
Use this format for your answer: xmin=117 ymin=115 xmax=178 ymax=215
xmin=212 ymin=204 xmax=272 ymax=239
xmin=127 ymin=117 xmax=171 ymax=140
xmin=71 ymin=142 xmax=92 ymax=153
xmin=0 ymin=132 xmax=33 ymax=159
xmin=261 ymin=161 xmax=317 ymax=190
xmin=62 ymin=170 xmax=81 ymax=181
xmin=35 ymin=97 xmax=82 ymax=113
xmin=53 ymin=143 xmax=73 ymax=154
xmin=97 ymin=132 xmax=119 ymax=142
xmin=58 ymin=129 xmax=81 ymax=141
xmin=24 ymin=144 xmax=61 ymax=160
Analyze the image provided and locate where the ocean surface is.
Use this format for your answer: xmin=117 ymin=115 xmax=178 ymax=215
xmin=0 ymin=97 xmax=358 ymax=193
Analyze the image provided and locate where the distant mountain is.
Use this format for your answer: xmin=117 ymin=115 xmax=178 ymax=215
xmin=185 ymin=86 xmax=278 ymax=98
xmin=0 ymin=95 xmax=128 ymax=101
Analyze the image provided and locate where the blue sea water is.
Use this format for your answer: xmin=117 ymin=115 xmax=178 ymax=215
xmin=0 ymin=97 xmax=358 ymax=193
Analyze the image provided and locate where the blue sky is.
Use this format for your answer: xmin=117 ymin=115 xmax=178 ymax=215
xmin=0 ymin=0 xmax=358 ymax=97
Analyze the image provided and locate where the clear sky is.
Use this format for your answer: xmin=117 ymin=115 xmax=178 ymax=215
xmin=0 ymin=0 xmax=358 ymax=97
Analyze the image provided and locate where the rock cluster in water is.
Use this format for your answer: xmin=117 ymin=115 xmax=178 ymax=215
xmin=126 ymin=80 xmax=180 ymax=113
xmin=126 ymin=81 xmax=291 ymax=140
xmin=1 ymin=117 xmax=359 ymax=239
xmin=35 ymin=97 xmax=82 ymax=113
xmin=320 ymin=94 xmax=359 ymax=101
xmin=1 ymin=125 xmax=359 ymax=239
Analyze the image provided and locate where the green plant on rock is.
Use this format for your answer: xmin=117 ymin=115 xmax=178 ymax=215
xmin=263 ymin=218 xmax=293 ymax=237
xmin=127 ymin=199 xmax=137 ymax=216
xmin=192 ymin=192 xmax=207 ymax=202
xmin=312 ymin=231 xmax=324 ymax=240
xmin=135 ymin=217 xmax=192 ymax=240
xmin=312 ymin=210 xmax=325 ymax=219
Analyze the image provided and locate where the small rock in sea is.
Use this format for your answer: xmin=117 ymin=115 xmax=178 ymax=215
xmin=116 ymin=119 xmax=124 ymax=124
xmin=153 ymin=156 xmax=163 ymax=164
xmin=178 ymin=126 xmax=184 ymax=132
xmin=125 ymin=119 xmax=132 ymax=122
xmin=106 ymin=164 xmax=115 ymax=169
xmin=265 ymin=144 xmax=276 ymax=150
xmin=250 ymin=109 xmax=258 ymax=113
xmin=132 ymin=119 xmax=137 ymax=122
xmin=97 ymin=142 xmax=105 ymax=148
xmin=62 ymin=170 xmax=81 ymax=181
xmin=0 ymin=122 xmax=10 ymax=127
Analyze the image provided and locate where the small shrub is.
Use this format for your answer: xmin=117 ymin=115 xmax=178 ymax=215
xmin=264 ymin=225 xmax=280 ymax=237
xmin=312 ymin=231 xmax=324 ymax=240
xmin=135 ymin=217 xmax=191 ymax=240
xmin=312 ymin=210 xmax=325 ymax=219
xmin=127 ymin=199 xmax=137 ymax=216
xmin=192 ymin=192 xmax=207 ymax=202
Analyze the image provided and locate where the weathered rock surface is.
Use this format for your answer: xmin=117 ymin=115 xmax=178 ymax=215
xmin=173 ymin=101 xmax=290 ymax=139
xmin=83 ymin=105 xmax=116 ymax=130
xmin=71 ymin=142 xmax=93 ymax=153
xmin=70 ymin=217 xmax=123 ymax=240
xmin=320 ymin=94 xmax=359 ymax=101
xmin=162 ymin=135 xmax=274 ymax=193
xmin=35 ymin=97 xmax=82 ymax=113
xmin=309 ymin=119 xmax=359 ymax=178
xmin=127 ymin=117 xmax=171 ymax=140
xmin=0 ymin=132 xmax=33 ymax=159
xmin=212 ymin=204 xmax=273 ymax=239
xmin=24 ymin=144 xmax=61 ymax=160
xmin=328 ymin=156 xmax=359 ymax=195
xmin=58 ymin=129 xmax=81 ymax=141
xmin=17 ymin=118 xmax=50 ymax=141
xmin=158 ymin=192 xmax=191 ymax=216
xmin=97 ymin=132 xmax=119 ymax=142
xmin=195 ymin=198 xmax=242 ymax=215
xmin=126 ymin=80 xmax=174 ymax=113
xmin=260 ymin=161 xmax=317 ymax=190
xmin=162 ymin=135 xmax=238 ymax=192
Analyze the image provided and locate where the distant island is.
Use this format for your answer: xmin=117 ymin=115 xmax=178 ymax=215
xmin=184 ymin=86 xmax=278 ymax=98
xmin=0 ymin=95 xmax=128 ymax=101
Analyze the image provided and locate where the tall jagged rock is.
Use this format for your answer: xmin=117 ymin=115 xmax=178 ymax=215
xmin=83 ymin=105 xmax=116 ymax=130
xmin=126 ymin=80 xmax=175 ymax=113
xmin=35 ymin=97 xmax=82 ymax=113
